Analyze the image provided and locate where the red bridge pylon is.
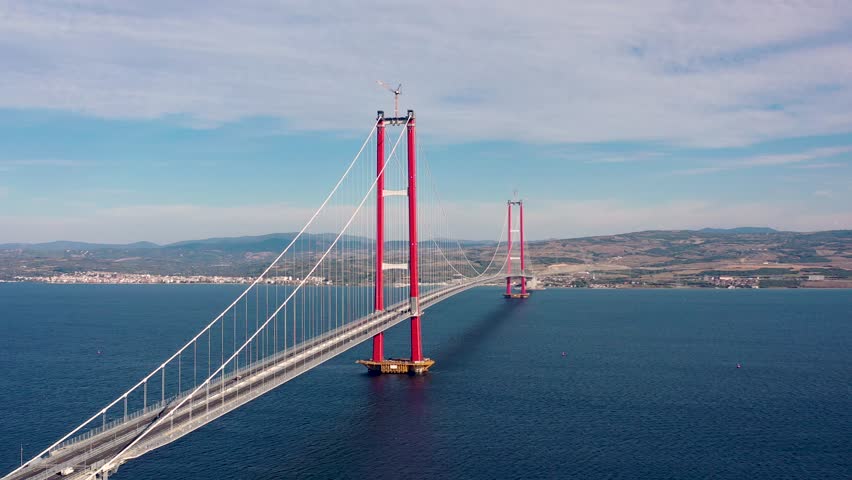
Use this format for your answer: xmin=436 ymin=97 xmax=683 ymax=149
xmin=358 ymin=110 xmax=434 ymax=375
xmin=504 ymin=199 xmax=531 ymax=299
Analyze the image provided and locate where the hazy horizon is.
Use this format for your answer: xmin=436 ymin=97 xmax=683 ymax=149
xmin=4 ymin=225 xmax=843 ymax=248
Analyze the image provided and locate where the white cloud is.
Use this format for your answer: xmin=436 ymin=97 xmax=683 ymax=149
xmin=551 ymin=200 xmax=852 ymax=236
xmin=0 ymin=1 xmax=851 ymax=147
xmin=671 ymin=146 xmax=852 ymax=175
xmin=583 ymin=152 xmax=664 ymax=164
xmin=0 ymin=159 xmax=97 ymax=168
xmin=438 ymin=198 xmax=852 ymax=239
xmin=792 ymin=162 xmax=846 ymax=169
xmin=0 ymin=201 xmax=382 ymax=244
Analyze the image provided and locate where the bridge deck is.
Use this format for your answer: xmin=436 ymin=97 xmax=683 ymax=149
xmin=4 ymin=279 xmax=495 ymax=480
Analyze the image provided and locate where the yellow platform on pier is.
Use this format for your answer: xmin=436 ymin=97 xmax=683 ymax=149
xmin=356 ymin=358 xmax=435 ymax=375
xmin=503 ymin=292 xmax=530 ymax=299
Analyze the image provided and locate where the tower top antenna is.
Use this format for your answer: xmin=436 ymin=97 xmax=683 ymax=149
xmin=376 ymin=81 xmax=402 ymax=117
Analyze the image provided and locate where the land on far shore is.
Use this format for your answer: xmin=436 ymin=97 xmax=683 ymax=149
xmin=513 ymin=228 xmax=852 ymax=289
xmin=2 ymin=228 xmax=851 ymax=288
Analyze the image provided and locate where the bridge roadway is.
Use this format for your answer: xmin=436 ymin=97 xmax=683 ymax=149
xmin=4 ymin=277 xmax=497 ymax=480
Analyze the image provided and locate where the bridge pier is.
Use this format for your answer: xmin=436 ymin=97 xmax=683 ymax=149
xmin=357 ymin=357 xmax=435 ymax=375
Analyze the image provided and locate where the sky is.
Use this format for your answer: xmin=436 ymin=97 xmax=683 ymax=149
xmin=1 ymin=0 xmax=852 ymax=243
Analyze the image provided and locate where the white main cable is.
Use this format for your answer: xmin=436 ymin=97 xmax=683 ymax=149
xmin=89 ymin=121 xmax=411 ymax=480
xmin=11 ymin=122 xmax=379 ymax=479
xmin=23 ymin=115 xmax=517 ymax=480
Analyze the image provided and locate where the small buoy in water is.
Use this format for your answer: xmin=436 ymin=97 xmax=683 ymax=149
xmin=97 ymin=349 xmax=102 ymax=355
xmin=736 ymin=363 xmax=741 ymax=368
xmin=561 ymin=352 xmax=567 ymax=357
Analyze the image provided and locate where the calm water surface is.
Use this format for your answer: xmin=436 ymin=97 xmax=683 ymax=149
xmin=1 ymin=284 xmax=850 ymax=479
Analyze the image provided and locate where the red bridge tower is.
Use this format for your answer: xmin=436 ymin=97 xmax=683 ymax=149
xmin=504 ymin=199 xmax=531 ymax=299
xmin=358 ymin=110 xmax=434 ymax=375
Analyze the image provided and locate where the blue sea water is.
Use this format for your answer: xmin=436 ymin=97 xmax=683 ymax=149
xmin=0 ymin=284 xmax=850 ymax=479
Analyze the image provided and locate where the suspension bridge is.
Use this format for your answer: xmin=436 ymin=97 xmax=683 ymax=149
xmin=3 ymin=109 xmax=533 ymax=480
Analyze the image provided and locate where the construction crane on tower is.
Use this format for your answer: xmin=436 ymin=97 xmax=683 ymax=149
xmin=376 ymin=80 xmax=402 ymax=117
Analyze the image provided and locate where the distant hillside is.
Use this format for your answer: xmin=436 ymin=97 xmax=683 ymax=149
xmin=515 ymin=229 xmax=852 ymax=288
xmin=696 ymin=227 xmax=778 ymax=234
xmin=164 ymin=233 xmax=370 ymax=253
xmin=525 ymin=229 xmax=852 ymax=265
xmin=0 ymin=240 xmax=160 ymax=251
xmin=0 ymin=233 xmax=371 ymax=254
xmin=0 ymin=233 xmax=371 ymax=278
xmin=3 ymin=229 xmax=851 ymax=285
